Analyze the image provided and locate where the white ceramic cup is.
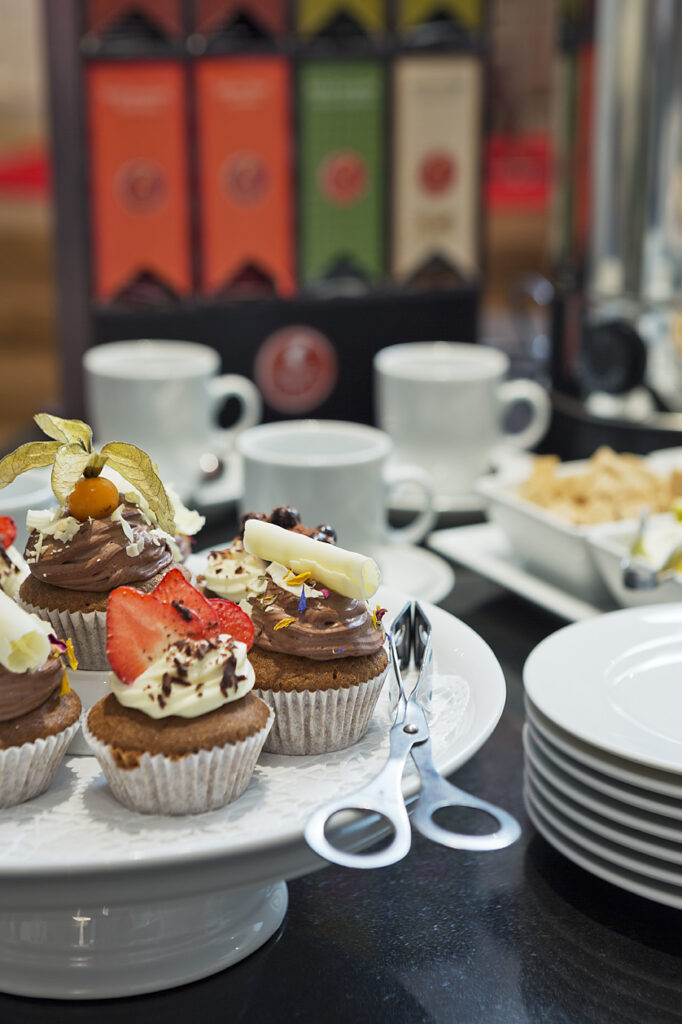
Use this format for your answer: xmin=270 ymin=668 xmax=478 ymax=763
xmin=83 ymin=340 xmax=262 ymax=500
xmin=374 ymin=341 xmax=551 ymax=500
xmin=236 ymin=420 xmax=436 ymax=556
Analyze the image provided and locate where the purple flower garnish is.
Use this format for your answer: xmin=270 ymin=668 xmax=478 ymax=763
xmin=298 ymin=584 xmax=307 ymax=614
xmin=48 ymin=634 xmax=67 ymax=653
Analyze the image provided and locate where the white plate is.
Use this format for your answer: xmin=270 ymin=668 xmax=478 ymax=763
xmin=525 ymin=718 xmax=682 ymax=820
xmin=524 ymin=743 xmax=682 ymax=867
xmin=0 ymin=587 xmax=504 ymax=999
xmin=525 ymin=773 xmax=682 ymax=888
xmin=524 ymin=786 xmax=682 ymax=910
xmin=524 ymin=604 xmax=682 ymax=775
xmin=523 ymin=726 xmax=682 ymax=843
xmin=188 ymin=543 xmax=455 ymax=606
xmin=427 ymin=522 xmax=606 ymax=621
xmin=525 ymin=696 xmax=682 ymax=799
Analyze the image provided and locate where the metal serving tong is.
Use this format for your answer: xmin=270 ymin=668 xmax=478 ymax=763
xmin=304 ymin=602 xmax=521 ymax=869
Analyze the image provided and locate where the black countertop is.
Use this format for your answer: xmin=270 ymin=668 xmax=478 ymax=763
xmin=3 ymin=514 xmax=682 ymax=1023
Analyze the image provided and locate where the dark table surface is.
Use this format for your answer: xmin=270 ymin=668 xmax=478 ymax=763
xmin=4 ymin=511 xmax=682 ymax=1023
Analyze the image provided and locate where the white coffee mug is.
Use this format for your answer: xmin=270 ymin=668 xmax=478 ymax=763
xmin=236 ymin=420 xmax=436 ymax=557
xmin=374 ymin=341 xmax=551 ymax=500
xmin=83 ymin=340 xmax=261 ymax=500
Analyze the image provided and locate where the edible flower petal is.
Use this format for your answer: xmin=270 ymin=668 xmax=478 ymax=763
xmin=65 ymin=637 xmax=78 ymax=670
xmin=273 ymin=617 xmax=297 ymax=631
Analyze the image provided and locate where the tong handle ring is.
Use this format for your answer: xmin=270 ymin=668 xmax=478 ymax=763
xmin=411 ymin=743 xmax=522 ymax=852
xmin=304 ymin=759 xmax=413 ymax=870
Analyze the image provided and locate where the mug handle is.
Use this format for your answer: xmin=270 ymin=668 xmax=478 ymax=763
xmin=498 ymin=379 xmax=551 ymax=450
xmin=383 ymin=465 xmax=437 ymax=546
xmin=209 ymin=375 xmax=262 ymax=449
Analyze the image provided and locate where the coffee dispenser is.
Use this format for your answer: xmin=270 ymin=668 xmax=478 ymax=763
xmin=550 ymin=0 xmax=682 ymax=454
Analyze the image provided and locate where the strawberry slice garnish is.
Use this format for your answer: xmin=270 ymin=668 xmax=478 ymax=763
xmin=152 ymin=567 xmax=215 ymax=629
xmin=0 ymin=516 xmax=17 ymax=549
xmin=210 ymin=598 xmax=255 ymax=652
xmin=106 ymin=586 xmax=206 ymax=684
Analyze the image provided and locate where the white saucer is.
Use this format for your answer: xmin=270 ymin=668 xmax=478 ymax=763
xmin=372 ymin=544 xmax=454 ymax=603
xmin=188 ymin=542 xmax=455 ymax=605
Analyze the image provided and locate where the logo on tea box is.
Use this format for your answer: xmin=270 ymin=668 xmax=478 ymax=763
xmin=318 ymin=150 xmax=368 ymax=206
xmin=254 ymin=326 xmax=338 ymax=413
xmin=418 ymin=151 xmax=457 ymax=196
xmin=223 ymin=153 xmax=269 ymax=204
xmin=116 ymin=159 xmax=167 ymax=212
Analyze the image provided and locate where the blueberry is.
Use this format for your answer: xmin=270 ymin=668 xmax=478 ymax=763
xmin=239 ymin=511 xmax=267 ymax=536
xmin=269 ymin=506 xmax=300 ymax=529
xmin=315 ymin=523 xmax=337 ymax=543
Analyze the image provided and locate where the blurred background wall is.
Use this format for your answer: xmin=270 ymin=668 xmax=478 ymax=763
xmin=0 ymin=0 xmax=556 ymax=445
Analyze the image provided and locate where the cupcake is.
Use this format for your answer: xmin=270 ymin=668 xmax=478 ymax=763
xmin=0 ymin=414 xmax=189 ymax=670
xmin=0 ymin=590 xmax=81 ymax=807
xmin=199 ymin=506 xmax=336 ymax=608
xmin=84 ymin=568 xmax=273 ymax=815
xmin=241 ymin=519 xmax=389 ymax=755
xmin=0 ymin=517 xmax=28 ymax=599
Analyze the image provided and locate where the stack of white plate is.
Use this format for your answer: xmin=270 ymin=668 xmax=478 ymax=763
xmin=523 ymin=604 xmax=682 ymax=909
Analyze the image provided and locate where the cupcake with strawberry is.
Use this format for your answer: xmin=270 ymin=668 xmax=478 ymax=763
xmin=242 ymin=519 xmax=389 ymax=754
xmin=0 ymin=414 xmax=186 ymax=670
xmin=0 ymin=590 xmax=81 ymax=807
xmin=84 ymin=569 xmax=272 ymax=815
xmin=0 ymin=517 xmax=28 ymax=599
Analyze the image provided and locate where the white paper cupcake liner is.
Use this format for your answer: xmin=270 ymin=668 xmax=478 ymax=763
xmin=256 ymin=665 xmax=389 ymax=755
xmin=17 ymin=598 xmax=108 ymax=671
xmin=0 ymin=719 xmax=81 ymax=809
xmin=82 ymin=708 xmax=274 ymax=815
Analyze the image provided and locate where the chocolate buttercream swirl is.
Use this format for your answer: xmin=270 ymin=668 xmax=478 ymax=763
xmin=249 ymin=579 xmax=384 ymax=661
xmin=25 ymin=500 xmax=174 ymax=592
xmin=0 ymin=656 xmax=62 ymax=722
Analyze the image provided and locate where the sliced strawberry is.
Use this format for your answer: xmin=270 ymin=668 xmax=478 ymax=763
xmin=210 ymin=598 xmax=255 ymax=651
xmin=152 ymin=567 xmax=215 ymax=631
xmin=106 ymin=586 xmax=205 ymax=684
xmin=0 ymin=516 xmax=17 ymax=549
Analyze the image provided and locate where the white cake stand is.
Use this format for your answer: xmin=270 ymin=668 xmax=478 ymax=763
xmin=0 ymin=588 xmax=506 ymax=999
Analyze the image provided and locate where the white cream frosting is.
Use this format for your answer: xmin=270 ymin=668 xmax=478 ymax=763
xmin=203 ymin=540 xmax=268 ymax=602
xmin=110 ymin=635 xmax=254 ymax=719
xmin=0 ymin=544 xmax=29 ymax=599
xmin=0 ymin=590 xmax=52 ymax=673
xmin=243 ymin=519 xmax=380 ymax=601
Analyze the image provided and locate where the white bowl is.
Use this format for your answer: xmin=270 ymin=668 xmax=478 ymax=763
xmin=587 ymin=515 xmax=682 ymax=608
xmin=476 ymin=462 xmax=611 ymax=604
xmin=0 ymin=468 xmax=55 ymax=550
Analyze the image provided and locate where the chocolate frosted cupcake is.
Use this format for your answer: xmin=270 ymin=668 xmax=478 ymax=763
xmin=242 ymin=520 xmax=389 ymax=755
xmin=0 ymin=413 xmax=188 ymax=670
xmin=19 ymin=497 xmax=176 ymax=670
xmin=0 ymin=591 xmax=81 ymax=807
xmin=84 ymin=570 xmax=272 ymax=815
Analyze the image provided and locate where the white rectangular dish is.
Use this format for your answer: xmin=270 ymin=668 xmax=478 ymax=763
xmin=475 ymin=461 xmax=611 ymax=604
xmin=476 ymin=447 xmax=682 ymax=605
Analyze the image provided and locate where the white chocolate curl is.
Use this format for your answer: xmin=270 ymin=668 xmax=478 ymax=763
xmin=243 ymin=520 xmax=380 ymax=601
xmin=0 ymin=590 xmax=52 ymax=673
